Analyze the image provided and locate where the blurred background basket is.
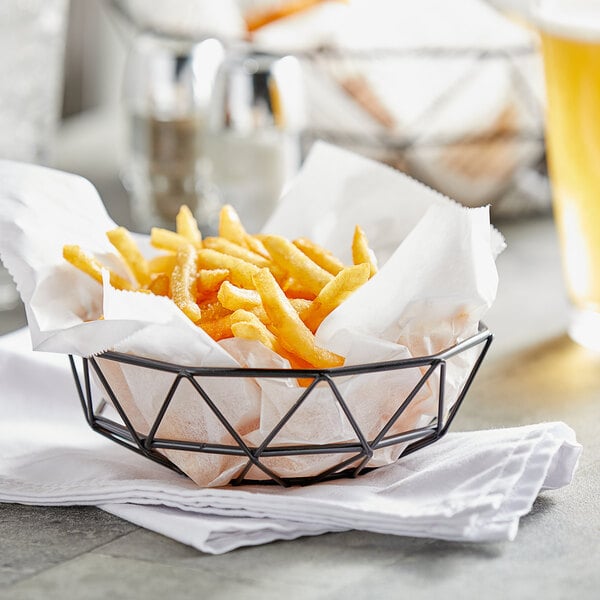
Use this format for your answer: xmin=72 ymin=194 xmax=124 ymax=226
xmin=298 ymin=43 xmax=548 ymax=219
xmin=68 ymin=324 xmax=492 ymax=487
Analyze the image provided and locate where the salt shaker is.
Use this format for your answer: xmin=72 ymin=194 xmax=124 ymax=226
xmin=122 ymin=34 xmax=225 ymax=232
xmin=204 ymin=48 xmax=305 ymax=233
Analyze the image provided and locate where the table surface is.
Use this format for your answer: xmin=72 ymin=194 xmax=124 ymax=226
xmin=1 ymin=112 xmax=599 ymax=600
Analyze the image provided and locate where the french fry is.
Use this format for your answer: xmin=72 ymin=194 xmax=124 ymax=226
xmin=106 ymin=227 xmax=150 ymax=286
xmin=218 ymin=281 xmax=262 ymax=311
xmin=231 ymin=310 xmax=315 ymax=380
xmin=148 ymin=254 xmax=176 ymax=276
xmin=231 ymin=319 xmax=268 ymax=346
xmin=293 ymin=238 xmax=345 ymax=276
xmin=244 ymin=0 xmax=330 ymax=32
xmin=252 ymin=268 xmax=343 ymax=368
xmin=197 ymin=249 xmax=259 ymax=289
xmin=203 ymin=237 xmax=271 ymax=268
xmin=196 ymin=269 xmax=229 ymax=300
xmin=231 ymin=309 xmax=276 ymax=346
xmin=290 ymin=298 xmax=312 ymax=314
xmin=249 ymin=304 xmax=270 ymax=326
xmin=230 ymin=309 xmax=276 ymax=348
xmin=176 ymin=205 xmax=202 ymax=245
xmin=250 ymin=299 xmax=309 ymax=332
xmin=198 ymin=313 xmax=233 ymax=341
xmin=146 ymin=272 xmax=170 ymax=296
xmin=282 ymin=277 xmax=317 ymax=300
xmin=170 ymin=243 xmax=202 ymax=323
xmin=151 ymin=227 xmax=196 ymax=252
xmin=301 ymin=263 xmax=370 ymax=333
xmin=63 ymin=245 xmax=134 ymax=291
xmin=352 ymin=225 xmax=378 ymax=278
xmin=218 ymin=204 xmax=270 ymax=258
xmin=218 ymin=281 xmax=311 ymax=318
xmin=262 ymin=235 xmax=333 ymax=296
xmin=245 ymin=235 xmax=270 ymax=259
xmin=198 ymin=300 xmax=231 ymax=321
xmin=218 ymin=205 xmax=247 ymax=246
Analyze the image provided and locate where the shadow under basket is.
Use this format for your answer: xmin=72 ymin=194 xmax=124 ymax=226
xmin=68 ymin=325 xmax=492 ymax=487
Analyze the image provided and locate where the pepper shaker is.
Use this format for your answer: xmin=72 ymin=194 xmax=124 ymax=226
xmin=122 ymin=34 xmax=225 ymax=232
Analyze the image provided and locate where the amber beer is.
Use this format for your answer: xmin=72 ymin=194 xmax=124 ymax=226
xmin=538 ymin=1 xmax=600 ymax=348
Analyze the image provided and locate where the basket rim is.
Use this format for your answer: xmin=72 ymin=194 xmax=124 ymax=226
xmin=69 ymin=323 xmax=493 ymax=486
xmin=78 ymin=322 xmax=491 ymax=378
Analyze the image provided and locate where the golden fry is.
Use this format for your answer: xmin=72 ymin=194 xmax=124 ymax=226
xmin=244 ymin=0 xmax=327 ymax=32
xmin=231 ymin=319 xmax=276 ymax=350
xmin=218 ymin=204 xmax=270 ymax=257
xmin=170 ymin=244 xmax=201 ymax=323
xmin=151 ymin=228 xmax=196 ymax=252
xmin=231 ymin=309 xmax=315 ymax=379
xmin=218 ymin=205 xmax=247 ymax=246
xmin=290 ymin=298 xmax=311 ymax=314
xmin=231 ymin=309 xmax=275 ymax=343
xmin=106 ymin=227 xmax=150 ymax=286
xmin=63 ymin=244 xmax=134 ymax=291
xmin=282 ymin=277 xmax=316 ymax=300
xmin=148 ymin=254 xmax=176 ymax=276
xmin=203 ymin=237 xmax=271 ymax=268
xmin=245 ymin=235 xmax=270 ymax=259
xmin=198 ymin=313 xmax=233 ymax=341
xmin=217 ymin=281 xmax=262 ymax=311
xmin=196 ymin=269 xmax=229 ymax=300
xmin=301 ymin=263 xmax=370 ymax=333
xmin=231 ymin=310 xmax=284 ymax=357
xmin=198 ymin=300 xmax=231 ymax=321
xmin=146 ymin=273 xmax=170 ymax=296
xmin=293 ymin=238 xmax=345 ymax=276
xmin=197 ymin=249 xmax=259 ymax=289
xmin=176 ymin=205 xmax=202 ymax=245
xmin=352 ymin=225 xmax=377 ymax=278
xmin=262 ymin=235 xmax=333 ymax=296
xmin=250 ymin=304 xmax=271 ymax=325
xmin=218 ymin=282 xmax=309 ymax=321
xmin=252 ymin=268 xmax=343 ymax=369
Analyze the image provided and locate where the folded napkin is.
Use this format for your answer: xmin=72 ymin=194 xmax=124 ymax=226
xmin=0 ymin=328 xmax=581 ymax=554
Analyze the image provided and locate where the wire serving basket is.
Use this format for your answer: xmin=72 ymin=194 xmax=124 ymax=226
xmin=68 ymin=324 xmax=492 ymax=487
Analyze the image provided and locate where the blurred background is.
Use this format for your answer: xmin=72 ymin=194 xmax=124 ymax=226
xmin=1 ymin=0 xmax=550 ymax=242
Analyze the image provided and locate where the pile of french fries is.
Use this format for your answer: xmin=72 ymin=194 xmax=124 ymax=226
xmin=63 ymin=205 xmax=377 ymax=370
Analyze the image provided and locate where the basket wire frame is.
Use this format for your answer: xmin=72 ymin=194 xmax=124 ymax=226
xmin=69 ymin=325 xmax=492 ymax=487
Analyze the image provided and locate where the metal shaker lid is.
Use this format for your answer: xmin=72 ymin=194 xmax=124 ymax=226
xmin=123 ymin=34 xmax=225 ymax=119
xmin=208 ymin=48 xmax=305 ymax=133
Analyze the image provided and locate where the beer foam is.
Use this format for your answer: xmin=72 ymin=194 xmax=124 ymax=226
xmin=535 ymin=0 xmax=600 ymax=41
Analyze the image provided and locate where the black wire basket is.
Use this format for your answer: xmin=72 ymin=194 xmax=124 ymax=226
xmin=69 ymin=324 xmax=492 ymax=487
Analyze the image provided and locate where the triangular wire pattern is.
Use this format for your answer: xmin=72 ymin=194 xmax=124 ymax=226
xmin=69 ymin=327 xmax=493 ymax=486
xmin=232 ymin=376 xmax=324 ymax=483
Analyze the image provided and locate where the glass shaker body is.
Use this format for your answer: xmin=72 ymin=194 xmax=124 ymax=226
xmin=122 ymin=34 xmax=224 ymax=232
xmin=205 ymin=50 xmax=305 ymax=233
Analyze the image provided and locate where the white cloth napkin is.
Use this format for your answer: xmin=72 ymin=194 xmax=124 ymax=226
xmin=0 ymin=328 xmax=581 ymax=554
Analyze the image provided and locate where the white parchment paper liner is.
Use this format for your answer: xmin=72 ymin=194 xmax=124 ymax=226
xmin=0 ymin=142 xmax=504 ymax=486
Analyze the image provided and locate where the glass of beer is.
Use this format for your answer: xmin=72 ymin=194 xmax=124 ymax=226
xmin=536 ymin=0 xmax=600 ymax=350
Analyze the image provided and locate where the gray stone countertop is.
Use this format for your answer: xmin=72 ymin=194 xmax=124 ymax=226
xmin=0 ymin=111 xmax=599 ymax=599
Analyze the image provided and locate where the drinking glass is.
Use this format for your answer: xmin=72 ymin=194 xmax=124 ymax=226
xmin=536 ymin=0 xmax=600 ymax=350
